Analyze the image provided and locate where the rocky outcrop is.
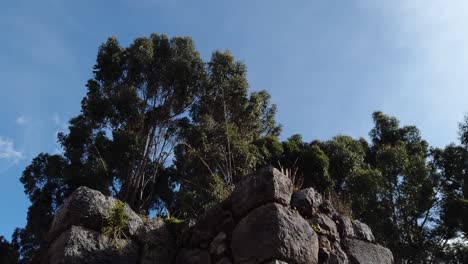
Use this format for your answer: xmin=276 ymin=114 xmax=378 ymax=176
xmin=48 ymin=187 xmax=144 ymax=240
xmin=231 ymin=203 xmax=318 ymax=264
xmin=344 ymin=239 xmax=393 ymax=264
xmin=42 ymin=225 xmax=139 ymax=264
xmin=231 ymin=166 xmax=293 ymax=218
xmin=40 ymin=167 xmax=394 ymax=264
xmin=291 ymin=187 xmax=323 ymax=217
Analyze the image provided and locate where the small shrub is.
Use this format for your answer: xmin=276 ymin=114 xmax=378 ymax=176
xmin=329 ymin=192 xmax=353 ymax=218
xmin=164 ymin=217 xmax=186 ymax=248
xmin=102 ymin=201 xmax=131 ymax=240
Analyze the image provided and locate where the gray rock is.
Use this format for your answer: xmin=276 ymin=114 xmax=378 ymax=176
xmin=264 ymin=261 xmax=289 ymax=264
xmin=352 ymin=221 xmax=375 ymax=242
xmin=216 ymin=257 xmax=233 ymax=264
xmin=327 ymin=242 xmax=349 ymax=264
xmin=344 ymin=239 xmax=393 ymax=264
xmin=291 ymin=187 xmax=323 ymax=218
xmin=335 ymin=215 xmax=355 ymax=239
xmin=231 ymin=167 xmax=293 ymax=218
xmin=231 ymin=203 xmax=318 ymax=264
xmin=319 ymin=200 xmax=337 ymax=217
xmin=310 ymin=214 xmax=339 ymax=241
xmin=317 ymin=237 xmax=349 ymax=264
xmin=49 ymin=187 xmax=143 ymax=240
xmin=318 ymin=236 xmax=332 ymax=262
xmin=210 ymin=232 xmax=228 ymax=256
xmin=176 ymin=248 xmax=212 ymax=264
xmin=190 ymin=200 xmax=234 ymax=247
xmin=136 ymin=218 xmax=176 ymax=264
xmin=42 ymin=225 xmax=139 ymax=264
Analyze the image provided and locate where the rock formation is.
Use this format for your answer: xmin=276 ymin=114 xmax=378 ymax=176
xmin=39 ymin=167 xmax=394 ymax=264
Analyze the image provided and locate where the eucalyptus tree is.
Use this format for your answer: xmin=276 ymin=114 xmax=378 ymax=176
xmin=59 ymin=34 xmax=206 ymax=212
xmin=173 ymin=51 xmax=281 ymax=216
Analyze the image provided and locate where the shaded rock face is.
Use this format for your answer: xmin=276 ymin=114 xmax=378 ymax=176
xmin=40 ymin=167 xmax=394 ymax=264
xmin=344 ymin=239 xmax=393 ymax=264
xmin=43 ymin=225 xmax=139 ymax=264
xmin=231 ymin=203 xmax=318 ymax=264
xmin=231 ymin=166 xmax=293 ymax=218
xmin=291 ymin=187 xmax=323 ymax=217
xmin=49 ymin=186 xmax=143 ymax=240
xmin=40 ymin=187 xmax=176 ymax=264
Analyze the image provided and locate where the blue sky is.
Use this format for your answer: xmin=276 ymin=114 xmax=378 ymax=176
xmin=1 ymin=0 xmax=468 ymax=239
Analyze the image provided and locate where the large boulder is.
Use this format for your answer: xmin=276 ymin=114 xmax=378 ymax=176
xmin=136 ymin=218 xmax=176 ymax=264
xmin=231 ymin=203 xmax=318 ymax=264
xmin=318 ymin=238 xmax=349 ymax=264
xmin=344 ymin=239 xmax=393 ymax=264
xmin=42 ymin=225 xmax=139 ymax=264
xmin=352 ymin=221 xmax=375 ymax=242
xmin=49 ymin=187 xmax=143 ymax=240
xmin=231 ymin=167 xmax=293 ymax=218
xmin=327 ymin=242 xmax=349 ymax=264
xmin=335 ymin=215 xmax=355 ymax=239
xmin=189 ymin=199 xmax=234 ymax=247
xmin=210 ymin=232 xmax=228 ymax=257
xmin=310 ymin=213 xmax=339 ymax=241
xmin=176 ymin=248 xmax=212 ymax=264
xmin=291 ymin=187 xmax=323 ymax=218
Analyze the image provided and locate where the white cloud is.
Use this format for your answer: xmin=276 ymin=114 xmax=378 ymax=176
xmin=0 ymin=138 xmax=23 ymax=161
xmin=357 ymin=0 xmax=468 ymax=146
xmin=15 ymin=116 xmax=28 ymax=125
xmin=52 ymin=113 xmax=68 ymax=130
xmin=52 ymin=113 xmax=61 ymax=126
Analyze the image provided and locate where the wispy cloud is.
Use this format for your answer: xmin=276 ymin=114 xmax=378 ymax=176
xmin=52 ymin=113 xmax=61 ymax=126
xmin=0 ymin=138 xmax=23 ymax=161
xmin=15 ymin=116 xmax=28 ymax=125
xmin=52 ymin=113 xmax=68 ymax=129
xmin=358 ymin=0 xmax=468 ymax=146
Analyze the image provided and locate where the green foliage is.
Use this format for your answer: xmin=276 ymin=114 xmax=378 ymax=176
xmin=173 ymin=173 xmax=230 ymax=218
xmin=173 ymin=50 xmax=280 ymax=217
xmin=437 ymin=242 xmax=468 ymax=264
xmin=61 ymin=34 xmax=205 ymax=212
xmin=319 ymin=135 xmax=367 ymax=192
xmin=347 ymin=168 xmax=383 ymax=217
xmin=163 ymin=217 xmax=186 ymax=248
xmin=102 ymin=201 xmax=131 ymax=240
xmin=16 ymin=154 xmax=66 ymax=263
xmin=353 ymin=112 xmax=438 ymax=263
xmin=0 ymin=236 xmax=19 ymax=264
xmin=301 ymin=145 xmax=333 ymax=193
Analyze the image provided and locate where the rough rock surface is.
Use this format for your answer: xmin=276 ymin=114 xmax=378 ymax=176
xmin=291 ymin=187 xmax=323 ymax=217
xmin=344 ymin=239 xmax=394 ymax=264
xmin=335 ymin=215 xmax=355 ymax=239
xmin=40 ymin=167 xmax=394 ymax=264
xmin=231 ymin=203 xmax=318 ymax=264
xmin=231 ymin=167 xmax=293 ymax=217
xmin=136 ymin=218 xmax=176 ymax=263
xmin=43 ymin=225 xmax=139 ymax=264
xmin=310 ymin=213 xmax=339 ymax=241
xmin=49 ymin=186 xmax=143 ymax=240
xmin=352 ymin=221 xmax=375 ymax=242
xmin=175 ymin=248 xmax=211 ymax=264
